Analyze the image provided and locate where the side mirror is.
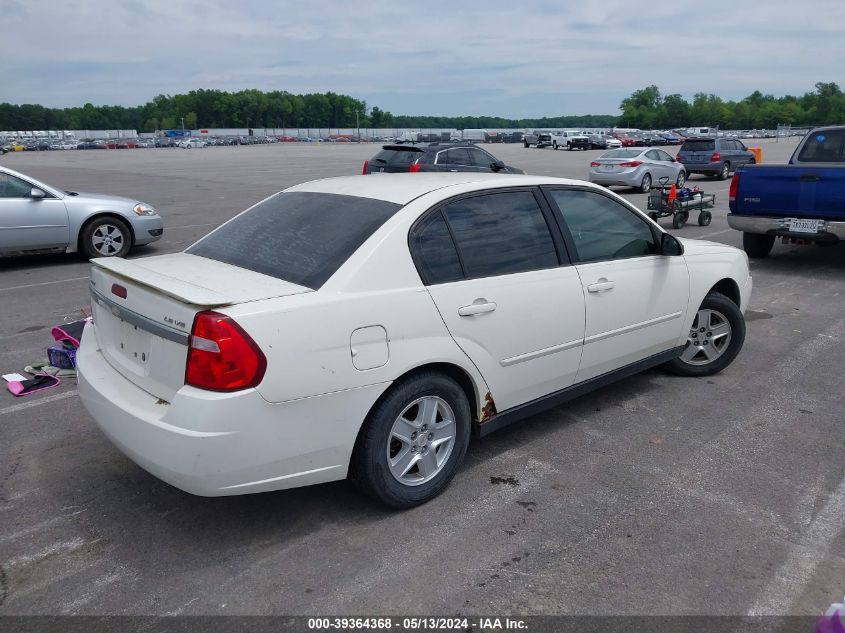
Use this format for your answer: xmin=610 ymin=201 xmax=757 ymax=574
xmin=660 ymin=232 xmax=684 ymax=256
xmin=30 ymin=187 xmax=47 ymax=199
xmin=491 ymin=160 xmax=505 ymax=171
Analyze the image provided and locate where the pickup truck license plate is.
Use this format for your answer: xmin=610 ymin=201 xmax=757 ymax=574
xmin=786 ymin=218 xmax=824 ymax=233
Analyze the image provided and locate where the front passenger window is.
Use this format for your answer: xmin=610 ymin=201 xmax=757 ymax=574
xmin=0 ymin=173 xmax=34 ymax=198
xmin=548 ymin=189 xmax=657 ymax=263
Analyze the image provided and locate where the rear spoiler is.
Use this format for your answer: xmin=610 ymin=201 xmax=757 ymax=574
xmin=90 ymin=257 xmax=233 ymax=307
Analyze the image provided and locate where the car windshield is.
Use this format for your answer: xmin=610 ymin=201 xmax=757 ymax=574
xmin=187 ymin=192 xmax=401 ymax=289
xmin=601 ymin=149 xmax=641 ymax=158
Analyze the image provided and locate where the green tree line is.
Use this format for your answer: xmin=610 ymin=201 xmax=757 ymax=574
xmin=1 ymin=82 xmax=843 ymax=132
xmin=0 ymin=89 xmax=369 ymax=132
xmin=618 ymin=82 xmax=845 ymax=129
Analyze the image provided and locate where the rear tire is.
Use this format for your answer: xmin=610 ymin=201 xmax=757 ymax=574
xmin=664 ymin=291 xmax=745 ymax=377
xmin=698 ymin=211 xmax=712 ymax=226
xmin=350 ymin=372 xmax=471 ymax=509
xmin=742 ymin=232 xmax=775 ymax=258
xmin=718 ymin=162 xmax=730 ymax=180
xmin=639 ymin=173 xmax=652 ymax=193
xmin=676 ymin=171 xmax=686 ymax=187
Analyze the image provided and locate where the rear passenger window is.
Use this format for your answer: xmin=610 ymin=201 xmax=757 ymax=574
xmin=441 ymin=191 xmax=559 ymax=279
xmin=795 ymin=129 xmax=845 ymax=163
xmin=409 ymin=211 xmax=464 ymax=285
xmin=447 ymin=148 xmax=473 ymax=165
xmin=548 ymin=189 xmax=656 ymax=263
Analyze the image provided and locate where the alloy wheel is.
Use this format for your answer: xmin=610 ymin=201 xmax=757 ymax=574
xmin=681 ymin=309 xmax=732 ymax=365
xmin=91 ymin=224 xmax=126 ymax=256
xmin=387 ymin=396 xmax=456 ymax=486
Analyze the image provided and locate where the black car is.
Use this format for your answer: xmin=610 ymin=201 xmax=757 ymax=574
xmin=677 ymin=137 xmax=756 ymax=179
xmin=362 ymin=142 xmax=524 ymax=175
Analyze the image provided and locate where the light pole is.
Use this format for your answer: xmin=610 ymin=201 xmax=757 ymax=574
xmin=181 ymin=116 xmax=185 ymax=137
xmin=356 ymin=109 xmax=360 ymax=143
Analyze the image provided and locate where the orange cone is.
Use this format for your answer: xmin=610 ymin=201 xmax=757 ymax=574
xmin=668 ymin=184 xmax=677 ymax=203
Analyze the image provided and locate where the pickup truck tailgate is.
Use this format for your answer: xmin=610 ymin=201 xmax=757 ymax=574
xmin=734 ymin=165 xmax=845 ymax=218
xmin=87 ymin=253 xmax=311 ymax=401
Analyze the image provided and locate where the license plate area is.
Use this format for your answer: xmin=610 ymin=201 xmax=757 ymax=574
xmin=784 ymin=218 xmax=824 ymax=233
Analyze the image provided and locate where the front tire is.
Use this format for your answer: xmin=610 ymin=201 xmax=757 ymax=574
xmin=80 ymin=217 xmax=132 ymax=258
xmin=664 ymin=291 xmax=746 ymax=377
xmin=743 ymin=232 xmax=775 ymax=258
xmin=350 ymin=372 xmax=471 ymax=509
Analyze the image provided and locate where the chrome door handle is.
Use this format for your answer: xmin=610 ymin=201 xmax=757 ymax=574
xmin=458 ymin=301 xmax=497 ymax=316
xmin=587 ymin=279 xmax=615 ymax=293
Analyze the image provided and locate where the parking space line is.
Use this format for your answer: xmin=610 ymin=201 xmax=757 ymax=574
xmin=746 ymin=473 xmax=845 ymax=615
xmin=0 ymin=390 xmax=78 ymax=417
xmin=0 ymin=276 xmax=88 ymax=293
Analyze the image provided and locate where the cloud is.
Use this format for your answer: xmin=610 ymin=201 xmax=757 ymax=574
xmin=3 ymin=0 xmax=843 ymax=117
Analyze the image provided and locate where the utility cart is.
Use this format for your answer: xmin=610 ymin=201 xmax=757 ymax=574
xmin=647 ymin=177 xmax=715 ymax=229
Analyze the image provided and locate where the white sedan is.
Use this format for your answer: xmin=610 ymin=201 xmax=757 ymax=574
xmin=77 ymin=174 xmax=751 ymax=508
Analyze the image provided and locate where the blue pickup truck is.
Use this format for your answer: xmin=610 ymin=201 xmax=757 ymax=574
xmin=727 ymin=126 xmax=845 ymax=257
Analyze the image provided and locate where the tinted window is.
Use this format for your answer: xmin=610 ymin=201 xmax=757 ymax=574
xmin=548 ymin=189 xmax=656 ymax=263
xmin=795 ymin=129 xmax=845 ymax=163
xmin=468 ymin=148 xmax=495 ymax=167
xmin=682 ymin=140 xmax=715 ymax=152
xmin=645 ymin=150 xmax=661 ymax=160
xmin=371 ymin=148 xmax=421 ymax=166
xmin=409 ymin=211 xmax=464 ymax=285
xmin=187 ymin=192 xmax=401 ymax=289
xmin=442 ymin=191 xmax=558 ymax=279
xmin=656 ymin=149 xmax=674 ymax=161
xmin=446 ymin=148 xmax=473 ymax=165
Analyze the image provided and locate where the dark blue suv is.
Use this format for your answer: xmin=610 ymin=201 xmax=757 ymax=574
xmin=677 ymin=137 xmax=756 ymax=180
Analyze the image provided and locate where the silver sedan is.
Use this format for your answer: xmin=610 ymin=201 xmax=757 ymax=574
xmin=589 ymin=148 xmax=687 ymax=193
xmin=0 ymin=166 xmax=163 ymax=258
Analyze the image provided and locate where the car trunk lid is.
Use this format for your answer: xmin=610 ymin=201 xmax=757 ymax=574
xmin=88 ymin=253 xmax=311 ymax=401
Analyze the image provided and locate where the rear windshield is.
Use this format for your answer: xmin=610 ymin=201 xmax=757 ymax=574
xmin=681 ymin=140 xmax=715 ymax=152
xmin=601 ymin=149 xmax=641 ymax=158
xmin=795 ymin=129 xmax=845 ymax=163
xmin=187 ymin=192 xmax=401 ymax=289
xmin=371 ymin=148 xmax=422 ymax=166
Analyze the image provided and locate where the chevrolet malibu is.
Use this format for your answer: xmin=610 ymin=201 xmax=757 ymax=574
xmin=78 ymin=174 xmax=751 ymax=508
xmin=0 ymin=165 xmax=163 ymax=258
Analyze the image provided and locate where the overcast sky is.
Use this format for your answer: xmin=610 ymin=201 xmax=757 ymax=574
xmin=2 ymin=0 xmax=843 ymax=117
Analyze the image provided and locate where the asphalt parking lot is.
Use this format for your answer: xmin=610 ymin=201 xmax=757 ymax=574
xmin=0 ymin=139 xmax=843 ymax=617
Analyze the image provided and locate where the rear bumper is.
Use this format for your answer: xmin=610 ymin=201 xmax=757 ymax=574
xmin=727 ymin=214 xmax=845 ymax=240
xmin=77 ymin=325 xmax=388 ymax=496
xmin=682 ymin=161 xmax=720 ymax=174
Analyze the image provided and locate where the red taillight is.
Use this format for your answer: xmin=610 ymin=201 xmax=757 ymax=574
xmin=361 ymin=160 xmax=369 ymax=175
xmin=590 ymin=161 xmax=601 ymax=167
xmin=675 ymin=154 xmax=681 ymax=161
xmin=619 ymin=160 xmax=642 ymax=167
xmin=408 ymin=162 xmax=422 ymax=173
xmin=185 ymin=310 xmax=266 ymax=392
xmin=710 ymin=152 xmax=721 ymax=162
xmin=729 ymin=173 xmax=739 ymax=205
xmin=111 ymin=283 xmax=127 ymax=299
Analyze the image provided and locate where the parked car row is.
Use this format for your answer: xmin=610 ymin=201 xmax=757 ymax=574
xmin=589 ymin=136 xmax=758 ymax=192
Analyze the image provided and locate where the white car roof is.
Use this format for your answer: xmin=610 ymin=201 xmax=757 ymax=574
xmin=286 ymin=173 xmax=601 ymax=205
